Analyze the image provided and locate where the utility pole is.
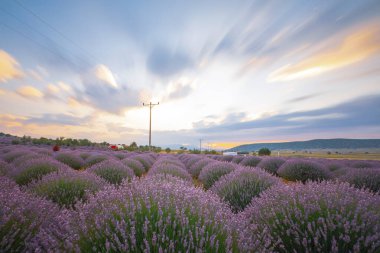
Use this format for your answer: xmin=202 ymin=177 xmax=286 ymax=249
xmin=143 ymin=102 xmax=159 ymax=150
xmin=199 ymin=139 xmax=202 ymax=153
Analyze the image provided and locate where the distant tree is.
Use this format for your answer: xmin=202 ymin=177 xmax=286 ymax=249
xmin=11 ymin=139 xmax=20 ymax=145
xmin=165 ymin=148 xmax=171 ymax=153
xmin=258 ymin=148 xmax=271 ymax=156
xmin=153 ymin=147 xmax=162 ymax=153
xmin=190 ymin=149 xmax=201 ymax=154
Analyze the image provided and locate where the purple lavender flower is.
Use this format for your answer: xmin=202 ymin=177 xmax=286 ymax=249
xmin=121 ymin=158 xmax=146 ymax=177
xmin=179 ymin=154 xmax=203 ymax=169
xmin=210 ymin=166 xmax=280 ymax=212
xmin=231 ymin=156 xmax=245 ymax=164
xmin=0 ymin=160 xmax=12 ymax=176
xmin=199 ymin=162 xmax=236 ymax=189
xmin=85 ymin=153 xmax=109 ymax=167
xmin=239 ymin=181 xmax=380 ymax=252
xmin=87 ymin=159 xmax=135 ymax=185
xmin=188 ymin=158 xmax=214 ymax=178
xmin=38 ymin=175 xmax=238 ymax=252
xmin=131 ymin=154 xmax=156 ymax=171
xmin=277 ymin=159 xmax=331 ymax=182
xmin=27 ymin=170 xmax=109 ymax=208
xmin=0 ymin=176 xmax=59 ymax=252
xmin=257 ymin=157 xmax=286 ymax=175
xmin=338 ymin=167 xmax=380 ymax=193
xmin=9 ymin=157 xmax=70 ymax=185
xmin=1 ymin=149 xmax=32 ymax=163
xmin=239 ymin=156 xmax=262 ymax=167
xmin=148 ymin=157 xmax=192 ymax=181
xmin=55 ymin=152 xmax=85 ymax=170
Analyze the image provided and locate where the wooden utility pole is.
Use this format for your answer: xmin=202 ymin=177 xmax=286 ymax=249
xmin=143 ymin=102 xmax=159 ymax=149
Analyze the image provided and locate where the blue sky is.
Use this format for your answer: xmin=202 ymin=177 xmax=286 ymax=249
xmin=0 ymin=0 xmax=379 ymax=149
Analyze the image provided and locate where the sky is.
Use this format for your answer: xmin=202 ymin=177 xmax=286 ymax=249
xmin=0 ymin=0 xmax=380 ymax=149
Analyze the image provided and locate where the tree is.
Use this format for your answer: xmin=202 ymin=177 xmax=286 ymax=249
xmin=258 ymin=147 xmax=271 ymax=156
xmin=165 ymin=148 xmax=171 ymax=153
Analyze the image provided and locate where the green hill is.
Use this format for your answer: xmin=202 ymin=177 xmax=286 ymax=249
xmin=227 ymin=139 xmax=380 ymax=152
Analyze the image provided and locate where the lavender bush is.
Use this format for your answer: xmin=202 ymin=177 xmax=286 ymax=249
xmin=350 ymin=160 xmax=376 ymax=168
xmin=11 ymin=153 xmax=47 ymax=167
xmin=221 ymin=155 xmax=234 ymax=162
xmin=240 ymin=156 xmax=262 ymax=167
xmin=188 ymin=158 xmax=214 ymax=178
xmin=27 ymin=170 xmax=109 ymax=208
xmin=121 ymin=158 xmax=145 ymax=177
xmin=239 ymin=181 xmax=380 ymax=252
xmin=87 ymin=159 xmax=134 ymax=185
xmin=79 ymin=152 xmax=91 ymax=160
xmin=148 ymin=158 xmax=192 ymax=182
xmin=0 ymin=176 xmax=59 ymax=252
xmin=338 ymin=168 xmax=380 ymax=193
xmin=131 ymin=154 xmax=155 ymax=171
xmin=9 ymin=157 xmax=69 ymax=185
xmin=85 ymin=154 xmax=109 ymax=167
xmin=113 ymin=152 xmax=127 ymax=160
xmin=2 ymin=149 xmax=31 ymax=163
xmin=257 ymin=157 xmax=286 ymax=175
xmin=277 ymin=159 xmax=331 ymax=182
xmin=55 ymin=152 xmax=84 ymax=170
xmin=36 ymin=175 xmax=238 ymax=252
xmin=199 ymin=162 xmax=236 ymax=189
xmin=0 ymin=160 xmax=11 ymax=176
xmin=211 ymin=167 xmax=280 ymax=212
xmin=231 ymin=156 xmax=245 ymax=164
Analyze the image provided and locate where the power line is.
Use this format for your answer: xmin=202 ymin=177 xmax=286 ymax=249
xmin=13 ymin=0 xmax=99 ymax=63
xmin=0 ymin=7 xmax=94 ymax=68
xmin=142 ymin=102 xmax=159 ymax=150
xmin=0 ymin=21 xmax=69 ymax=63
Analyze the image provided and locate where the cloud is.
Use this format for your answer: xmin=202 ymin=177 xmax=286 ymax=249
xmin=287 ymin=93 xmax=322 ymax=103
xmin=77 ymin=65 xmax=140 ymax=114
xmin=16 ymin=86 xmax=44 ymax=99
xmin=268 ymin=25 xmax=380 ymax=82
xmin=162 ymin=77 xmax=196 ymax=101
xmin=196 ymin=94 xmax=380 ymax=135
xmin=95 ymin=64 xmax=118 ymax=88
xmin=147 ymin=46 xmax=194 ymax=77
xmin=25 ymin=113 xmax=88 ymax=126
xmin=0 ymin=114 xmax=27 ymax=127
xmin=0 ymin=50 xmax=23 ymax=82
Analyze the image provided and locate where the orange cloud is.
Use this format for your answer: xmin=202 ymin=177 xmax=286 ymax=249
xmin=0 ymin=50 xmax=23 ymax=82
xmin=0 ymin=114 xmax=27 ymax=128
xmin=268 ymin=24 xmax=380 ymax=82
xmin=16 ymin=86 xmax=44 ymax=99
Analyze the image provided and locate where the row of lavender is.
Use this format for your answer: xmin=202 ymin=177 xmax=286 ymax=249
xmin=1 ymin=144 xmax=380 ymax=252
xmin=205 ymin=154 xmax=380 ymax=193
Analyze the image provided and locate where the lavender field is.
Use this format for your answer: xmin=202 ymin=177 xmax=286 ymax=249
xmin=0 ymin=143 xmax=379 ymax=253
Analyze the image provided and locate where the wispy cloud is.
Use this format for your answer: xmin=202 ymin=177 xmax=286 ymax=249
xmin=16 ymin=85 xmax=44 ymax=99
xmin=197 ymin=94 xmax=380 ymax=134
xmin=77 ymin=64 xmax=140 ymax=114
xmin=0 ymin=50 xmax=23 ymax=82
xmin=95 ymin=64 xmax=118 ymax=88
xmin=268 ymin=24 xmax=380 ymax=82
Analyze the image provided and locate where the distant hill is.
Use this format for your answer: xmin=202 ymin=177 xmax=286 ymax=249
xmin=227 ymin=139 xmax=380 ymax=152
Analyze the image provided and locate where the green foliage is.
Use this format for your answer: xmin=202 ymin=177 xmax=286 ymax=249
xmin=258 ymin=148 xmax=271 ymax=156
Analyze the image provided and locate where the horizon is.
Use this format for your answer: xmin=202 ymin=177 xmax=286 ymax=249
xmin=1 ymin=0 xmax=380 ymax=149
